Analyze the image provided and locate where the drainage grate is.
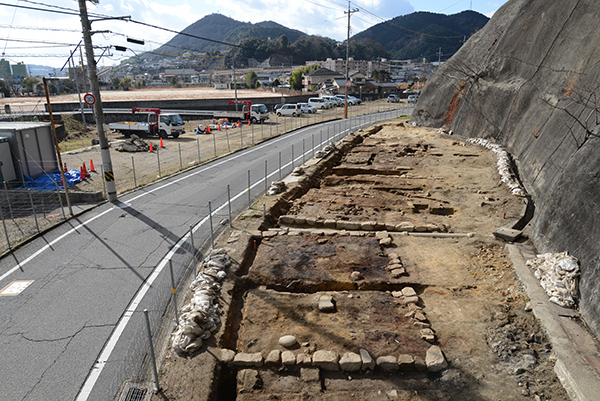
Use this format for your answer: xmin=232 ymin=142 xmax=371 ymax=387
xmin=123 ymin=387 xmax=147 ymax=401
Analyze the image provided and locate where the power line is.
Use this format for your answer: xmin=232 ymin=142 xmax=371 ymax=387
xmin=0 ymin=24 xmax=80 ymax=32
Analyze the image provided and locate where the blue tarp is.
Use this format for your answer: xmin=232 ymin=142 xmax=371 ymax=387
xmin=19 ymin=169 xmax=82 ymax=191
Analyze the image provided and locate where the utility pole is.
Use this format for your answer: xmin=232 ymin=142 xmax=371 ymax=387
xmin=438 ymin=47 xmax=442 ymax=64
xmin=344 ymin=2 xmax=359 ymax=119
xmin=78 ymin=0 xmax=117 ymax=201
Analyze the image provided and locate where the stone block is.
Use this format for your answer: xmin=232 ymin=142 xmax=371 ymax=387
xmin=265 ymin=350 xmax=281 ymax=367
xmin=398 ymin=354 xmax=415 ymax=371
xmin=493 ymin=226 xmax=522 ymax=242
xmin=401 ymin=287 xmax=417 ymax=297
xmin=402 ymin=296 xmax=420 ymax=304
xmin=421 ymin=328 xmax=436 ymax=343
xmin=279 ymin=215 xmax=295 ymax=225
xmin=360 ymin=349 xmax=376 ymax=371
xmin=323 ymin=219 xmax=337 ymax=228
xmin=237 ymin=369 xmax=262 ymax=393
xmin=375 ymin=231 xmax=389 ymax=240
xmin=376 ymin=355 xmax=398 ymax=372
xmin=426 ymin=346 xmax=448 ymax=372
xmin=318 ymin=295 xmax=336 ymax=312
xmin=414 ymin=311 xmax=427 ymax=322
xmin=296 ymin=354 xmax=312 ymax=366
xmin=234 ymin=352 xmax=264 ymax=368
xmin=338 ymin=221 xmax=361 ymax=230
xmin=281 ymin=351 xmax=296 ymax=367
xmin=380 ymin=238 xmax=393 ymax=246
xmin=390 ymin=268 xmax=405 ymax=278
xmin=313 ymin=350 xmax=339 ymax=371
xmin=396 ymin=222 xmax=415 ymax=232
xmin=360 ymin=221 xmax=376 ymax=231
xmin=339 ymin=352 xmax=362 ymax=372
xmin=219 ymin=348 xmax=236 ymax=366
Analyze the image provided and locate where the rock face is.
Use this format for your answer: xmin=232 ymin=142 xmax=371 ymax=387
xmin=412 ymin=0 xmax=600 ymax=338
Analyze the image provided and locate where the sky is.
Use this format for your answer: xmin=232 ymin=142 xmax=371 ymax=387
xmin=0 ymin=0 xmax=505 ymax=71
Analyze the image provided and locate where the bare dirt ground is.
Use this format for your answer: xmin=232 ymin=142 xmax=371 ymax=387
xmin=152 ymin=122 xmax=569 ymax=400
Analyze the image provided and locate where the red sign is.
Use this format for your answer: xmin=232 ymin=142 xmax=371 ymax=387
xmin=84 ymin=93 xmax=96 ymax=105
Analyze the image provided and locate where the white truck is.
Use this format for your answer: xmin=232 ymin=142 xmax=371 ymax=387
xmin=215 ymin=100 xmax=270 ymax=124
xmin=108 ymin=108 xmax=185 ymax=139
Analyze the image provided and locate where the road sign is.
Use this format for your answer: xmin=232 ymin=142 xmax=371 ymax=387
xmin=84 ymin=93 xmax=96 ymax=105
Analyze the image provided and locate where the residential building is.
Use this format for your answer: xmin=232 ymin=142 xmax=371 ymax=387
xmin=302 ymin=68 xmax=343 ymax=92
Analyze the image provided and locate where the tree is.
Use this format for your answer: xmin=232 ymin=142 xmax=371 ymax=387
xmin=110 ymin=76 xmax=121 ymax=87
xmin=245 ymin=71 xmax=258 ymax=88
xmin=0 ymin=80 xmax=10 ymax=97
xmin=119 ymin=77 xmax=132 ymax=91
xmin=23 ymin=77 xmax=40 ymax=94
xmin=289 ymin=65 xmax=320 ymax=90
xmin=371 ymin=69 xmax=391 ymax=82
xmin=279 ymin=35 xmax=288 ymax=49
xmin=170 ymin=76 xmax=181 ymax=87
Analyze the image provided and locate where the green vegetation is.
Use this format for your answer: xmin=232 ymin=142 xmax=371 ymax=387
xmin=289 ymin=65 xmax=320 ymax=90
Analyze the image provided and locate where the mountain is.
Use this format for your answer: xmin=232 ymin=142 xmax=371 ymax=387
xmin=154 ymin=14 xmax=306 ymax=56
xmin=352 ymin=10 xmax=489 ymax=61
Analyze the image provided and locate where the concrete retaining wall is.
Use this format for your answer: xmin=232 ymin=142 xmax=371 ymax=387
xmin=412 ymin=0 xmax=600 ymax=337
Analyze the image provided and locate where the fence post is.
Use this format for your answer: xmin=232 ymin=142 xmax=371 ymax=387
xmin=189 ymin=224 xmax=196 ymax=277
xmin=169 ymin=260 xmax=179 ymax=324
xmin=278 ymin=152 xmax=282 ymax=180
xmin=208 ymin=201 xmax=214 ymax=249
xmin=3 ymin=181 xmax=14 ymax=221
xmin=143 ymin=309 xmax=160 ymax=393
xmin=225 ymin=127 xmax=230 ymax=152
xmin=247 ymin=170 xmax=251 ymax=209
xmin=240 ymin=124 xmax=243 ymax=148
xmin=302 ymin=139 xmax=305 ymax=165
xmin=0 ymin=199 xmax=11 ymax=250
xmin=320 ymin=130 xmax=323 ymax=150
xmin=264 ymin=160 xmax=268 ymax=194
xmin=227 ymin=184 xmax=232 ymax=228
xmin=251 ymin=123 xmax=254 ymax=145
xmin=261 ymin=122 xmax=264 ymax=141
xmin=28 ymin=189 xmax=39 ymax=233
xmin=263 ymin=203 xmax=266 ymax=220
xmin=291 ymin=144 xmax=294 ymax=170
xmin=312 ymin=134 xmax=315 ymax=157
xmin=55 ymin=181 xmax=65 ymax=219
xmin=132 ymin=156 xmax=137 ymax=188
xmin=197 ymin=138 xmax=201 ymax=163
xmin=213 ymin=129 xmax=217 ymax=158
xmin=178 ymin=143 xmax=182 ymax=170
xmin=157 ymin=148 xmax=161 ymax=178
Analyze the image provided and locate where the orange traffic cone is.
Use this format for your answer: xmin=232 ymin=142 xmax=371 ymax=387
xmin=207 ymin=125 xmax=211 ymax=133
xmin=80 ymin=166 xmax=86 ymax=180
xmin=218 ymin=124 xmax=221 ymax=131
xmin=160 ymin=137 xmax=164 ymax=148
xmin=149 ymin=141 xmax=154 ymax=152
xmin=248 ymin=119 xmax=251 ymax=126
xmin=82 ymin=162 xmax=89 ymax=178
xmin=238 ymin=122 xmax=242 ymax=128
xmin=89 ymin=159 xmax=96 ymax=172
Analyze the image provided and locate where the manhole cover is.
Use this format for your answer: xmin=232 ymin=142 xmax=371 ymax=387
xmin=123 ymin=387 xmax=147 ymax=401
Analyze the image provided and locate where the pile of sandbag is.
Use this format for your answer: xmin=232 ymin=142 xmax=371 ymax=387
xmin=526 ymin=252 xmax=579 ymax=308
xmin=467 ymin=138 xmax=527 ymax=197
xmin=171 ymin=248 xmax=231 ymax=354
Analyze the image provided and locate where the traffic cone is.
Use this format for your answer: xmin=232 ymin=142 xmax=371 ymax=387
xmin=149 ymin=141 xmax=154 ymax=152
xmin=64 ymin=162 xmax=67 ymax=172
xmin=80 ymin=166 xmax=86 ymax=180
xmin=207 ymin=125 xmax=211 ymax=133
xmin=238 ymin=122 xmax=242 ymax=128
xmin=82 ymin=162 xmax=89 ymax=178
xmin=218 ymin=124 xmax=221 ymax=131
xmin=160 ymin=137 xmax=164 ymax=148
xmin=89 ymin=159 xmax=96 ymax=172
xmin=248 ymin=119 xmax=251 ymax=126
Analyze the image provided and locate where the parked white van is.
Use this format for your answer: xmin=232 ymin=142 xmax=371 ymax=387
xmin=308 ymin=97 xmax=331 ymax=109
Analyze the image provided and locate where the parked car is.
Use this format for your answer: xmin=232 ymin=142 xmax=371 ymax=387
xmin=308 ymin=97 xmax=332 ymax=109
xmin=334 ymin=94 xmax=360 ymax=105
xmin=407 ymin=94 xmax=419 ymax=103
xmin=387 ymin=94 xmax=399 ymax=103
xmin=276 ymin=104 xmax=302 ymax=117
xmin=322 ymin=95 xmax=343 ymax=107
xmin=298 ymin=102 xmax=317 ymax=114
xmin=273 ymin=104 xmax=284 ymax=113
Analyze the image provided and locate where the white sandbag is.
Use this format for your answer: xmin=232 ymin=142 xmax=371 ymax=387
xmin=526 ymin=251 xmax=579 ymax=308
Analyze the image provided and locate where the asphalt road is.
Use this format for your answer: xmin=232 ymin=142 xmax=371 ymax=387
xmin=0 ymin=106 xmax=409 ymax=401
